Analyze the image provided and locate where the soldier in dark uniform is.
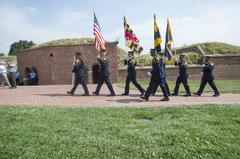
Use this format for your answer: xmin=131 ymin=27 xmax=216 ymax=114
xmin=121 ymin=51 xmax=145 ymax=96
xmin=194 ymin=56 xmax=220 ymax=97
xmin=172 ymin=54 xmax=191 ymax=96
xmin=151 ymin=62 xmax=170 ymax=96
xmin=67 ymin=52 xmax=89 ymax=96
xmin=93 ymin=51 xmax=116 ymax=96
xmin=140 ymin=49 xmax=169 ymax=101
xmin=163 ymin=63 xmax=170 ymax=96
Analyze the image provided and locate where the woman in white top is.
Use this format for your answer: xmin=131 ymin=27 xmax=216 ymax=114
xmin=7 ymin=60 xmax=17 ymax=88
xmin=0 ymin=62 xmax=11 ymax=88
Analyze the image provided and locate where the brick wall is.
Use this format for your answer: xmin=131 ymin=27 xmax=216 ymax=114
xmin=17 ymin=48 xmax=240 ymax=85
xmin=118 ymin=55 xmax=240 ymax=81
xmin=17 ymin=42 xmax=119 ymax=85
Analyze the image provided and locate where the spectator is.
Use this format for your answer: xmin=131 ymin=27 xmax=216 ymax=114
xmin=16 ymin=70 xmax=21 ymax=85
xmin=0 ymin=61 xmax=11 ymax=88
xmin=7 ymin=60 xmax=17 ymax=88
xmin=23 ymin=67 xmax=31 ymax=85
xmin=29 ymin=67 xmax=39 ymax=85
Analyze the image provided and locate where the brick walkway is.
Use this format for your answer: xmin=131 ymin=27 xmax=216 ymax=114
xmin=0 ymin=85 xmax=240 ymax=107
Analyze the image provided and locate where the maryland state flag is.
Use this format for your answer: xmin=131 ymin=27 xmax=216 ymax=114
xmin=124 ymin=17 xmax=143 ymax=54
xmin=164 ymin=18 xmax=173 ymax=60
xmin=154 ymin=14 xmax=162 ymax=53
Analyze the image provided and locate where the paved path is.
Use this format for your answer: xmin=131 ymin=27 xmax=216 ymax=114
xmin=0 ymin=85 xmax=240 ymax=107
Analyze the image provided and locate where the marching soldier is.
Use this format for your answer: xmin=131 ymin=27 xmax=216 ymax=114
xmin=163 ymin=63 xmax=170 ymax=96
xmin=194 ymin=56 xmax=220 ymax=97
xmin=93 ymin=50 xmax=116 ymax=96
xmin=151 ymin=62 xmax=170 ymax=96
xmin=140 ymin=49 xmax=169 ymax=101
xmin=172 ymin=54 xmax=191 ymax=96
xmin=121 ymin=51 xmax=145 ymax=96
xmin=67 ymin=52 xmax=89 ymax=96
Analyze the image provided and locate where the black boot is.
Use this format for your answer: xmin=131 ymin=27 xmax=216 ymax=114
xmin=160 ymin=97 xmax=169 ymax=101
xmin=171 ymin=93 xmax=178 ymax=96
xmin=212 ymin=93 xmax=220 ymax=97
xmin=82 ymin=93 xmax=89 ymax=96
xmin=67 ymin=91 xmax=74 ymax=96
xmin=140 ymin=95 xmax=149 ymax=101
xmin=92 ymin=91 xmax=99 ymax=96
xmin=184 ymin=93 xmax=191 ymax=97
xmin=107 ymin=93 xmax=116 ymax=96
xmin=193 ymin=92 xmax=201 ymax=96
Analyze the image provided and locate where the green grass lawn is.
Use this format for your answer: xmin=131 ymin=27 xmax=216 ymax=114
xmin=118 ymin=80 xmax=240 ymax=94
xmin=0 ymin=105 xmax=240 ymax=158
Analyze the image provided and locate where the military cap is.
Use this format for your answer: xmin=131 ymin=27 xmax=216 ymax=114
xmin=128 ymin=51 xmax=134 ymax=55
xmin=180 ymin=54 xmax=185 ymax=57
xmin=100 ymin=49 xmax=107 ymax=53
xmin=205 ymin=55 xmax=211 ymax=59
xmin=150 ymin=48 xmax=156 ymax=53
xmin=158 ymin=51 xmax=164 ymax=55
xmin=75 ymin=52 xmax=82 ymax=55
xmin=150 ymin=49 xmax=157 ymax=56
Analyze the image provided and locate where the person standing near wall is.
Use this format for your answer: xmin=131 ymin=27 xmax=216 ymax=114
xmin=7 ymin=60 xmax=17 ymax=88
xmin=16 ymin=70 xmax=21 ymax=85
xmin=67 ymin=52 xmax=89 ymax=96
xmin=0 ymin=61 xmax=11 ymax=88
xmin=93 ymin=50 xmax=116 ymax=96
xmin=121 ymin=51 xmax=145 ymax=96
xmin=29 ymin=67 xmax=39 ymax=85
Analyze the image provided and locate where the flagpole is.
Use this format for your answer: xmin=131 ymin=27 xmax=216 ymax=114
xmin=170 ymin=18 xmax=177 ymax=61
xmin=72 ymin=55 xmax=75 ymax=86
xmin=123 ymin=17 xmax=128 ymax=56
xmin=93 ymin=5 xmax=95 ymax=13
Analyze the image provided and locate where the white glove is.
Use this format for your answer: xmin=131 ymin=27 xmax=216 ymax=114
xmin=147 ymin=72 xmax=152 ymax=76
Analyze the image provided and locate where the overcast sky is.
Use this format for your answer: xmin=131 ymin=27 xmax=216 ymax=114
xmin=0 ymin=0 xmax=240 ymax=54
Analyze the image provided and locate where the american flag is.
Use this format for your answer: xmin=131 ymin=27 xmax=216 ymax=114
xmin=93 ymin=13 xmax=106 ymax=51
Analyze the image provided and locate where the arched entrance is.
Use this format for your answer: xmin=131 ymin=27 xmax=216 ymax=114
xmin=92 ymin=64 xmax=100 ymax=84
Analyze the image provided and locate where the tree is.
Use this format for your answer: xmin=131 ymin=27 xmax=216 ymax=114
xmin=8 ymin=40 xmax=35 ymax=56
xmin=0 ymin=53 xmax=5 ymax=56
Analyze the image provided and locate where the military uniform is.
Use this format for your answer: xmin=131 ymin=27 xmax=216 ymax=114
xmin=152 ymin=63 xmax=170 ymax=96
xmin=93 ymin=54 xmax=115 ymax=96
xmin=67 ymin=53 xmax=89 ymax=96
xmin=122 ymin=52 xmax=145 ymax=95
xmin=194 ymin=56 xmax=220 ymax=97
xmin=163 ymin=64 xmax=170 ymax=96
xmin=172 ymin=55 xmax=191 ymax=96
xmin=140 ymin=49 xmax=169 ymax=101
